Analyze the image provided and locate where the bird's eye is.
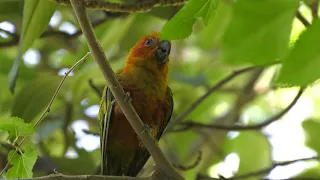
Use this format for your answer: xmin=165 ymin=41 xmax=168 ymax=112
xmin=144 ymin=38 xmax=153 ymax=47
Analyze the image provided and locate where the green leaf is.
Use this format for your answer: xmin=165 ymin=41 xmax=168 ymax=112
xmin=276 ymin=19 xmax=320 ymax=86
xmin=224 ymin=131 xmax=272 ymax=178
xmin=0 ymin=0 xmax=23 ymax=21
xmin=11 ymin=75 xmax=60 ymax=123
xmin=100 ymin=15 xmax=136 ymax=51
xmin=295 ymin=164 xmax=320 ymax=179
xmin=6 ymin=145 xmax=37 ymax=178
xmin=198 ymin=0 xmax=233 ymax=49
xmin=0 ymin=117 xmax=34 ymax=140
xmin=161 ymin=0 xmax=208 ymax=40
xmin=8 ymin=0 xmax=56 ymax=93
xmin=75 ymin=15 xmax=135 ymax=60
xmin=302 ymin=119 xmax=320 ymax=154
xmin=195 ymin=0 xmax=218 ymax=26
xmin=52 ymin=148 xmax=96 ymax=174
xmin=221 ymin=0 xmax=298 ymax=65
xmin=0 ymin=51 xmax=36 ymax=81
xmin=20 ymin=0 xmax=56 ymax=53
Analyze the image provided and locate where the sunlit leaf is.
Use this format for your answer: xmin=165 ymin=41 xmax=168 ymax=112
xmin=161 ymin=0 xmax=208 ymax=40
xmin=222 ymin=0 xmax=298 ymax=65
xmin=6 ymin=145 xmax=37 ymax=178
xmin=276 ymin=19 xmax=320 ymax=86
xmin=0 ymin=117 xmax=33 ymax=140
xmin=195 ymin=0 xmax=218 ymax=26
xmin=224 ymin=131 xmax=272 ymax=178
xmin=295 ymin=164 xmax=320 ymax=179
xmin=198 ymin=0 xmax=233 ymax=49
xmin=302 ymin=119 xmax=320 ymax=154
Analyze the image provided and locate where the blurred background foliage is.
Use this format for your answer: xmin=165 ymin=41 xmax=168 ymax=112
xmin=1 ymin=0 xmax=320 ymax=179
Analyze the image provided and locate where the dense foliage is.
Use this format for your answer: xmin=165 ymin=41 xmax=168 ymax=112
xmin=0 ymin=0 xmax=320 ymax=179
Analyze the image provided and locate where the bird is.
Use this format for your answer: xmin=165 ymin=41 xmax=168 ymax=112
xmin=98 ymin=32 xmax=173 ymax=177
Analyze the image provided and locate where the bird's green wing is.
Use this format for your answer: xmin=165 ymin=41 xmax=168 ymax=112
xmin=156 ymin=86 xmax=174 ymax=140
xmin=98 ymin=85 xmax=115 ymax=175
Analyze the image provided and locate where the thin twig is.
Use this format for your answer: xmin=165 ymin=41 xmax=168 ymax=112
xmin=0 ymin=28 xmax=19 ymax=38
xmin=175 ymin=87 xmax=304 ymax=132
xmin=0 ymin=15 xmax=123 ymax=48
xmin=42 ymin=15 xmax=121 ymax=39
xmin=88 ymin=79 xmax=103 ymax=98
xmin=166 ymin=66 xmax=260 ymax=132
xmin=82 ymin=129 xmax=100 ymax=136
xmin=69 ymin=2 xmax=183 ymax=179
xmin=0 ymin=52 xmax=91 ymax=176
xmin=308 ymin=0 xmax=319 ymax=22
xmin=53 ymin=0 xmax=187 ymax=13
xmin=173 ymin=151 xmax=202 ymax=171
xmin=14 ymin=173 xmax=151 ymax=180
xmin=197 ymin=157 xmax=319 ymax=180
xmin=230 ymin=156 xmax=319 ymax=180
xmin=296 ymin=11 xmax=311 ymax=27
xmin=0 ymin=28 xmax=20 ymax=48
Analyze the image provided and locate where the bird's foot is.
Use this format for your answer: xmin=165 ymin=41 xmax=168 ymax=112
xmin=124 ymin=91 xmax=132 ymax=103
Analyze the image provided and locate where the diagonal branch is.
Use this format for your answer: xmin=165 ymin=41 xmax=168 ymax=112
xmin=0 ymin=15 xmax=124 ymax=48
xmin=175 ymin=87 xmax=304 ymax=132
xmin=230 ymin=156 xmax=319 ymax=180
xmin=296 ymin=11 xmax=311 ymax=27
xmin=308 ymin=0 xmax=319 ymax=22
xmin=69 ymin=1 xmax=183 ymax=179
xmin=53 ymin=0 xmax=187 ymax=12
xmin=167 ymin=65 xmax=267 ymax=132
xmin=0 ymin=28 xmax=20 ymax=48
xmin=197 ymin=156 xmax=319 ymax=180
xmin=0 ymin=53 xmax=91 ymax=176
xmin=173 ymin=151 xmax=202 ymax=171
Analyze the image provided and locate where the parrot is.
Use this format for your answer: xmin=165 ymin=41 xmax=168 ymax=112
xmin=98 ymin=32 xmax=173 ymax=177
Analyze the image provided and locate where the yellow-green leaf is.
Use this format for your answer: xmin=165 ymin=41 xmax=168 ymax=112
xmin=9 ymin=0 xmax=56 ymax=93
xmin=0 ymin=117 xmax=34 ymax=140
xmin=6 ymin=145 xmax=37 ymax=178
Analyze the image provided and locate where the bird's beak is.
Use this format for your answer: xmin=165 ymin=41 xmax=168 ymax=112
xmin=155 ymin=40 xmax=171 ymax=65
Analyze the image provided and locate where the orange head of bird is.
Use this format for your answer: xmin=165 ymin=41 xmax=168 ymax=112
xmin=126 ymin=32 xmax=171 ymax=68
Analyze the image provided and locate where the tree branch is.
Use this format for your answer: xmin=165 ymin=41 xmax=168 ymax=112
xmin=175 ymin=87 xmax=304 ymax=132
xmin=173 ymin=151 xmax=202 ymax=171
xmin=53 ymin=0 xmax=187 ymax=12
xmin=69 ymin=1 xmax=183 ymax=179
xmin=296 ymin=11 xmax=311 ymax=27
xmin=231 ymin=156 xmax=319 ymax=180
xmin=0 ymin=53 xmax=90 ymax=176
xmin=0 ymin=15 xmax=123 ymax=48
xmin=166 ymin=65 xmax=263 ymax=132
xmin=308 ymin=0 xmax=319 ymax=22
xmin=197 ymin=156 xmax=320 ymax=180
xmin=15 ymin=173 xmax=152 ymax=180
xmin=0 ymin=28 xmax=20 ymax=48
